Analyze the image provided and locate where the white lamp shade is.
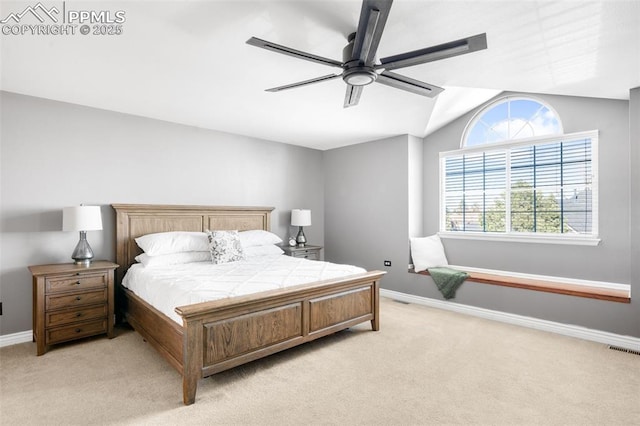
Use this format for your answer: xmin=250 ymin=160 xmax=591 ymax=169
xmin=63 ymin=206 xmax=103 ymax=231
xmin=291 ymin=209 xmax=311 ymax=227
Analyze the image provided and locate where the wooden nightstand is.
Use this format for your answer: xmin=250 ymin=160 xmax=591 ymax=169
xmin=28 ymin=260 xmax=118 ymax=356
xmin=281 ymin=244 xmax=323 ymax=260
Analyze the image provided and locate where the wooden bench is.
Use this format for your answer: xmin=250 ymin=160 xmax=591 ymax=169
xmin=413 ymin=268 xmax=630 ymax=303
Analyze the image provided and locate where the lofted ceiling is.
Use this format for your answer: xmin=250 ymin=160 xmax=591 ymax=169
xmin=1 ymin=0 xmax=639 ymax=150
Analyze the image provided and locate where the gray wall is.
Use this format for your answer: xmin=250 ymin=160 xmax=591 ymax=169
xmin=630 ymin=87 xmax=640 ymax=336
xmin=0 ymin=91 xmax=324 ymax=335
xmin=323 ymin=135 xmax=411 ymax=290
xmin=2 ymin=89 xmax=637 ymax=339
xmin=323 ymin=134 xmax=426 ymax=295
xmin=325 ymin=92 xmax=639 ymax=338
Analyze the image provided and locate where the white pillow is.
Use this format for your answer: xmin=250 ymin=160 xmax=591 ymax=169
xmin=135 ymin=251 xmax=211 ymax=267
xmin=410 ymin=235 xmax=449 ymax=272
xmin=207 ymin=230 xmax=244 ymax=264
xmin=238 ymin=230 xmax=283 ymax=248
xmin=243 ymin=245 xmax=284 ymax=258
xmin=135 ymin=232 xmax=208 ymax=256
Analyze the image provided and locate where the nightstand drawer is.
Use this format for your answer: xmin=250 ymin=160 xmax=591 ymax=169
xmin=46 ymin=273 xmax=106 ymax=293
xmin=293 ymin=251 xmax=319 ymax=260
xmin=281 ymin=244 xmax=322 ymax=260
xmin=46 ymin=319 xmax=107 ymax=345
xmin=46 ymin=289 xmax=107 ymax=311
xmin=46 ymin=304 xmax=107 ymax=327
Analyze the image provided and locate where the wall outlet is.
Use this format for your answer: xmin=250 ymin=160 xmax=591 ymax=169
xmin=384 ymin=260 xmax=392 ymax=267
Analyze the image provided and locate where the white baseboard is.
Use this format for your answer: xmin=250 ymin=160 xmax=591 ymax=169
xmin=3 ymin=292 xmax=638 ymax=353
xmin=381 ymin=289 xmax=640 ymax=352
xmin=0 ymin=330 xmax=33 ymax=348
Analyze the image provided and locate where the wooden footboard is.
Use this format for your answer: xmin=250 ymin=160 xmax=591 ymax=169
xmin=177 ymin=271 xmax=384 ymax=405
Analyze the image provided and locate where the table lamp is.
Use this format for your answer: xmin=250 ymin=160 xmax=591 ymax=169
xmin=291 ymin=209 xmax=311 ymax=247
xmin=63 ymin=205 xmax=103 ymax=266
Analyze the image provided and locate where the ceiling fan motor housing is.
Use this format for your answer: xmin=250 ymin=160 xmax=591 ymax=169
xmin=342 ymin=32 xmax=377 ymax=86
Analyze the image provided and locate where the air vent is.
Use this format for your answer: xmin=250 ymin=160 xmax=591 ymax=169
xmin=609 ymin=345 xmax=640 ymax=356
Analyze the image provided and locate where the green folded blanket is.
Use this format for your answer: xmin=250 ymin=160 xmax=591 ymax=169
xmin=427 ymin=267 xmax=469 ymax=299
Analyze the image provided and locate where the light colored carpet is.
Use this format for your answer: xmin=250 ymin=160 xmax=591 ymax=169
xmin=1 ymin=297 xmax=638 ymax=425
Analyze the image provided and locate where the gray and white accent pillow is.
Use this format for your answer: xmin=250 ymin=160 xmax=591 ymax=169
xmin=206 ymin=230 xmax=245 ymax=264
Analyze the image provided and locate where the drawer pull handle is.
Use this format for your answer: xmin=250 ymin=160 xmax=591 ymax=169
xmin=75 ymin=281 xmax=81 ymax=285
xmin=75 ymin=328 xmax=82 ymax=333
xmin=75 ymin=296 xmax=81 ymax=301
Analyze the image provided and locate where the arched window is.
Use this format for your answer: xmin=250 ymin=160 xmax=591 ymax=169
xmin=440 ymin=96 xmax=598 ymax=245
xmin=463 ymin=97 xmax=563 ymax=147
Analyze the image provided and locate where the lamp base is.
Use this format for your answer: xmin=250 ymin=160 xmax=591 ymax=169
xmin=71 ymin=231 xmax=95 ymax=266
xmin=296 ymin=226 xmax=307 ymax=247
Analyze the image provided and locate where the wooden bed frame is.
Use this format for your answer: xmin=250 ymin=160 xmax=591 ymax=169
xmin=112 ymin=204 xmax=385 ymax=405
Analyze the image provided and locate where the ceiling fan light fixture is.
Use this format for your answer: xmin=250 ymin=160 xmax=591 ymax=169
xmin=343 ymin=68 xmax=377 ymax=86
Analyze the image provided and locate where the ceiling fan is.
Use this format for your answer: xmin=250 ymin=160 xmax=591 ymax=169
xmin=246 ymin=0 xmax=487 ymax=108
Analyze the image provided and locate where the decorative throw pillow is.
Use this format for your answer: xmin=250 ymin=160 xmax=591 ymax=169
xmin=410 ymin=235 xmax=449 ymax=272
xmin=206 ymin=230 xmax=244 ymax=264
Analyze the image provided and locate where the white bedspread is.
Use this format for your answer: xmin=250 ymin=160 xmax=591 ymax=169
xmin=122 ymin=255 xmax=366 ymax=324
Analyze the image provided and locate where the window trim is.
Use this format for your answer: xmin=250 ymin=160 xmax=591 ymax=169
xmin=439 ymin=129 xmax=599 ymax=246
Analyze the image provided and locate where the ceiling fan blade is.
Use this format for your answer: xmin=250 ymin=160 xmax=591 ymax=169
xmin=376 ymin=71 xmax=444 ymax=98
xmin=378 ymin=33 xmax=487 ymax=71
xmin=265 ymin=74 xmax=341 ymax=92
xmin=343 ymin=84 xmax=363 ymax=108
xmin=247 ymin=37 xmax=343 ymax=69
xmin=351 ymin=0 xmax=393 ymax=66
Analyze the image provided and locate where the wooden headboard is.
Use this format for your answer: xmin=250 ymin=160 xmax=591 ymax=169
xmin=111 ymin=204 xmax=274 ymax=281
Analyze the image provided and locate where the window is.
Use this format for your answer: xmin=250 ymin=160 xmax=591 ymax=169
xmin=464 ymin=97 xmax=563 ymax=146
xmin=440 ymin=97 xmax=599 ymax=245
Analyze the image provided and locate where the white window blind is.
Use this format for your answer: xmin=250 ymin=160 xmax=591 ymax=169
xmin=440 ymin=131 xmax=598 ymax=241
